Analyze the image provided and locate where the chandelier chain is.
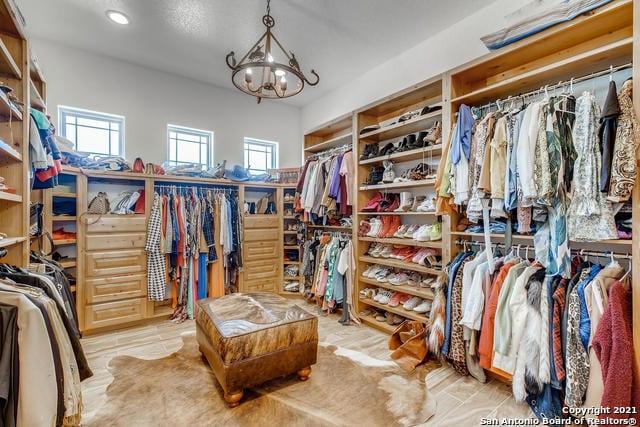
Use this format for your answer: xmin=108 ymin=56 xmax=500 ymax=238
xmin=266 ymin=0 xmax=271 ymax=17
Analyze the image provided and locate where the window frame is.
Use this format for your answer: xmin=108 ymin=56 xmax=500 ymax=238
xmin=166 ymin=124 xmax=214 ymax=170
xmin=58 ymin=105 xmax=125 ymax=157
xmin=243 ymin=137 xmax=279 ymax=174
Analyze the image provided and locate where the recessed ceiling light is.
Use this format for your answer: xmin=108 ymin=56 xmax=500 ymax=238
xmin=106 ymin=10 xmax=130 ymax=25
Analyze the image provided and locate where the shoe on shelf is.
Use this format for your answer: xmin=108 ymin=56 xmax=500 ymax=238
xmin=384 ymin=194 xmax=400 ymax=212
xmin=425 ymin=121 xmax=442 ymax=145
xmin=410 ymin=195 xmax=427 ymax=211
xmin=379 ymin=245 xmax=393 ymax=258
xmin=367 ymin=218 xmax=382 ymax=237
xmin=362 ymin=192 xmax=384 ymax=211
xmin=375 ymin=268 xmax=392 ymax=282
xmin=389 ymin=272 xmax=409 ymax=286
xmin=378 ymin=291 xmax=395 ymax=305
xmin=375 ymin=311 xmax=387 ymax=322
xmin=367 ymin=265 xmax=384 ymax=279
xmin=389 ymin=292 xmax=411 ymax=307
xmin=358 ymin=220 xmax=371 ymax=237
xmin=416 ymin=198 xmax=436 ymax=212
xmin=413 ymin=299 xmax=432 ymax=313
xmin=362 ymin=265 xmax=375 ymax=277
xmin=415 ymin=225 xmax=433 ymax=242
xmin=420 ymin=276 xmax=436 ymax=288
xmin=406 ymin=272 xmax=422 ymax=287
xmin=381 ymin=160 xmax=395 ymax=183
xmin=403 ymin=296 xmax=423 ymax=311
xmin=394 ymin=224 xmax=410 ymax=238
xmin=403 ymin=224 xmax=419 ymax=238
xmin=383 ymin=215 xmax=401 ymax=238
xmin=429 ymin=222 xmax=442 ymax=241
xmin=394 ymin=192 xmax=414 ymax=212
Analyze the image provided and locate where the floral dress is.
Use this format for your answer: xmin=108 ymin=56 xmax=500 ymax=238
xmin=567 ymin=92 xmax=617 ymax=241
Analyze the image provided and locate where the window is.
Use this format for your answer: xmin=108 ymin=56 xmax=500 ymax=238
xmin=59 ymin=106 xmax=124 ymax=157
xmin=167 ymin=125 xmax=213 ymax=169
xmin=244 ymin=138 xmax=278 ymax=174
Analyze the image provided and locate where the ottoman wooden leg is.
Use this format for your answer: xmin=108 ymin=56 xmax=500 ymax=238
xmin=224 ymin=390 xmax=243 ymax=407
xmin=297 ymin=366 xmax=312 ymax=381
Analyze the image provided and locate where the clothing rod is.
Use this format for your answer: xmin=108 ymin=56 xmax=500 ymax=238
xmin=471 ymin=62 xmax=633 ymax=111
xmin=454 ymin=239 xmax=632 ymax=259
xmin=306 ymin=143 xmax=352 ymax=159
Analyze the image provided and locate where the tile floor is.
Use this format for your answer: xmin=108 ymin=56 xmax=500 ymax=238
xmin=80 ymin=309 xmax=536 ymax=426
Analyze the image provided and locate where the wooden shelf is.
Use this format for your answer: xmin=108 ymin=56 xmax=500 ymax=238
xmin=360 ymin=314 xmax=397 ymax=334
xmin=29 ymin=79 xmax=45 ymax=110
xmin=359 ymin=236 xmax=442 ymax=248
xmin=450 ymin=231 xmax=633 ymax=246
xmin=284 ymin=231 xmax=297 ymax=234
xmin=360 ymin=276 xmax=434 ymax=300
xmin=359 ymin=110 xmax=441 ymax=142
xmin=283 ymin=216 xmax=298 ymax=219
xmin=0 ymin=38 xmax=20 ymax=79
xmin=0 ymin=236 xmax=25 ymax=248
xmin=358 ymin=211 xmax=436 ymax=216
xmin=304 ymin=132 xmax=352 ymax=153
xmin=53 ymin=239 xmax=77 ymax=245
xmin=360 ymin=178 xmax=435 ymax=191
xmin=284 ymin=261 xmax=301 ymax=264
xmin=52 ymin=192 xmax=76 ymax=198
xmin=451 ymin=37 xmax=632 ymax=106
xmin=359 ymin=297 xmax=429 ymax=323
xmin=0 ymin=192 xmax=21 ymax=202
xmin=359 ymin=256 xmax=442 ymax=275
xmin=284 ymin=275 xmax=301 ymax=280
xmin=0 ymin=89 xmax=21 ymax=121
xmin=0 ymin=139 xmax=21 ymax=162
xmin=359 ymin=144 xmax=442 ymax=165
xmin=284 ymin=245 xmax=299 ymax=250
xmin=59 ymin=259 xmax=77 ymax=268
xmin=52 ymin=216 xmax=76 ymax=221
xmin=307 ymin=225 xmax=352 ymax=230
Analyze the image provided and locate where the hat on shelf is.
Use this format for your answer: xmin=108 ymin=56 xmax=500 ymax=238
xmin=223 ymin=164 xmax=250 ymax=182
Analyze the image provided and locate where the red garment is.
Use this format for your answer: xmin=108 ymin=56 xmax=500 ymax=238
xmin=478 ymin=261 xmax=515 ymax=370
xmin=551 ymin=278 xmax=567 ymax=381
xmin=592 ymin=281 xmax=640 ymax=419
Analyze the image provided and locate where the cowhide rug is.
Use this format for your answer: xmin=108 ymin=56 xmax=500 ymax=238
xmin=88 ymin=334 xmax=439 ymax=426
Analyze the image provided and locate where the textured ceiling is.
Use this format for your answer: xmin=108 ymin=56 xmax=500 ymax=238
xmin=15 ymin=0 xmax=494 ymax=107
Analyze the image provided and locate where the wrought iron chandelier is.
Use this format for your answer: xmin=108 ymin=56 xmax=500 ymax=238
xmin=226 ymin=0 xmax=319 ymax=103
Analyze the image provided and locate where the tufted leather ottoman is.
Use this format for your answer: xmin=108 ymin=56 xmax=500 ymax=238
xmin=195 ymin=292 xmax=318 ymax=407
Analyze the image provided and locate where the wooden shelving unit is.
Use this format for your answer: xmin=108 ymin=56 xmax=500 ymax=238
xmin=280 ymin=185 xmax=301 ymax=295
xmin=0 ymin=3 xmax=32 ymax=267
xmin=354 ymin=75 xmax=445 ymax=332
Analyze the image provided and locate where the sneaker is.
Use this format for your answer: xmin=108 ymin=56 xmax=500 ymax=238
xmin=378 ymin=291 xmax=395 ymax=305
xmin=404 ymin=224 xmax=419 ymax=238
xmin=413 ymin=299 xmax=432 ymax=313
xmin=394 ymin=224 xmax=410 ymax=238
xmin=367 ymin=218 xmax=382 ymax=237
xmin=379 ymin=245 xmax=393 ymax=258
xmin=420 ymin=275 xmax=436 ymax=288
xmin=373 ymin=289 xmax=386 ymax=302
xmin=375 ymin=268 xmax=392 ymax=282
xmin=362 ymin=265 xmax=376 ymax=277
xmin=430 ymin=222 xmax=442 ymax=241
xmin=365 ymin=265 xmax=382 ymax=278
xmin=388 ymin=292 xmax=411 ymax=307
xmin=389 ymin=272 xmax=409 ymax=285
xmin=406 ymin=272 xmax=422 ymax=287
xmin=417 ymin=198 xmax=436 ymax=212
xmin=410 ymin=195 xmax=426 ymax=211
xmin=403 ymin=296 xmax=422 ymax=311
xmin=369 ymin=243 xmax=383 ymax=257
xmin=375 ymin=311 xmax=387 ymax=322
xmin=415 ymin=225 xmax=433 ymax=242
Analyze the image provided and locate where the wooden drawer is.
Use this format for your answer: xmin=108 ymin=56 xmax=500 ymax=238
xmin=84 ymin=298 xmax=147 ymax=330
xmin=85 ymin=215 xmax=147 ymax=233
xmin=244 ymin=259 xmax=279 ymax=281
xmin=244 ymin=215 xmax=279 ymax=229
xmin=85 ymin=232 xmax=146 ymax=251
xmin=244 ymin=241 xmax=279 ymax=259
xmin=243 ymin=279 xmax=277 ymax=293
xmin=85 ymin=249 xmax=146 ymax=277
xmin=85 ymin=274 xmax=147 ymax=304
xmin=244 ymin=227 xmax=279 ymax=242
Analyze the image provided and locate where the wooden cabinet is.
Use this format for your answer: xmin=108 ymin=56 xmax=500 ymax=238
xmin=241 ymin=185 xmax=281 ymax=293
xmin=84 ymin=274 xmax=146 ymax=304
xmin=83 ymin=297 xmax=147 ymax=330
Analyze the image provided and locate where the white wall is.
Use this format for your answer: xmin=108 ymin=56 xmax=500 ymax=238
xmin=301 ymin=0 xmax=531 ymax=131
xmin=31 ymin=38 xmax=303 ymax=168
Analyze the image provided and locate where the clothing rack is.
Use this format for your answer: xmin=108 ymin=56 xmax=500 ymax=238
xmin=454 ymin=239 xmax=632 ymax=260
xmin=305 ymin=143 xmax=352 ymax=160
xmin=154 ymin=184 xmax=237 ymax=195
xmin=470 ymin=62 xmax=633 ymax=115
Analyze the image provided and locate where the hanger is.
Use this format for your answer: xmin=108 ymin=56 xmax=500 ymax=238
xmin=609 ymin=65 xmax=614 ymax=82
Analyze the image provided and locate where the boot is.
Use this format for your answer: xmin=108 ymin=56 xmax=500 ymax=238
xmin=382 ymin=160 xmax=395 ymax=183
xmin=410 ymin=195 xmax=426 ymax=211
xmin=378 ymin=216 xmax=392 ymax=237
xmin=385 ymin=215 xmax=402 ymax=238
xmin=384 ymin=193 xmax=400 ymax=212
xmin=395 ymin=192 xmax=414 ymax=212
xmin=425 ymin=121 xmax=442 ymax=144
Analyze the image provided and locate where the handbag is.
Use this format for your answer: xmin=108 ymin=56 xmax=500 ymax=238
xmin=388 ymin=320 xmax=428 ymax=372
xmin=133 ymin=157 xmax=145 ymax=173
xmin=87 ymin=192 xmax=110 ymax=214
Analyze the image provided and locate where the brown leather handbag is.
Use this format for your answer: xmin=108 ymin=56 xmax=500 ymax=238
xmin=388 ymin=320 xmax=428 ymax=372
xmin=133 ymin=157 xmax=145 ymax=173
